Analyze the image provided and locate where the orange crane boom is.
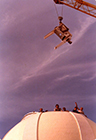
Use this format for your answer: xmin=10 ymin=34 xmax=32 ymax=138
xmin=53 ymin=0 xmax=96 ymax=18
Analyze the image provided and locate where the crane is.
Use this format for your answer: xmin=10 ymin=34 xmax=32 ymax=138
xmin=44 ymin=0 xmax=96 ymax=49
xmin=53 ymin=0 xmax=96 ymax=18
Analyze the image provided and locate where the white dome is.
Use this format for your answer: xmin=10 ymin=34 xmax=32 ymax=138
xmin=3 ymin=111 xmax=96 ymax=140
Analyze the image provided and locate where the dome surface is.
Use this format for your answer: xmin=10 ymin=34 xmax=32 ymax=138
xmin=3 ymin=111 xmax=96 ymax=140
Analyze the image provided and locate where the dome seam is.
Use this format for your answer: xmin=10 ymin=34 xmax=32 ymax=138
xmin=36 ymin=113 xmax=42 ymax=140
xmin=69 ymin=112 xmax=83 ymax=140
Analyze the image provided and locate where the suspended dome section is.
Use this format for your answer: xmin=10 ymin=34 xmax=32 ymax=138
xmin=3 ymin=111 xmax=96 ymax=140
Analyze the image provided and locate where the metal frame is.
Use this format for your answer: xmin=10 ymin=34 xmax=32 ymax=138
xmin=54 ymin=0 xmax=96 ymax=18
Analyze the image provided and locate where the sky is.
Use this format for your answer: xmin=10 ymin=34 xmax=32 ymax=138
xmin=0 ymin=0 xmax=96 ymax=138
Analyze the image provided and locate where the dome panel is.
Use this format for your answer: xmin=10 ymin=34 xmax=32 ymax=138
xmin=22 ymin=112 xmax=41 ymax=140
xmin=3 ymin=118 xmax=27 ymax=140
xmin=38 ymin=112 xmax=80 ymax=140
xmin=86 ymin=118 xmax=96 ymax=137
xmin=70 ymin=112 xmax=95 ymax=140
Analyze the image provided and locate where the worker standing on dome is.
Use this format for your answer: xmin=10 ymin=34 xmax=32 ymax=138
xmin=54 ymin=104 xmax=62 ymax=111
xmin=62 ymin=107 xmax=69 ymax=112
xmin=39 ymin=108 xmax=44 ymax=113
xmin=73 ymin=102 xmax=87 ymax=117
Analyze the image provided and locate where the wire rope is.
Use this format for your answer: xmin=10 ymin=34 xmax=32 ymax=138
xmin=54 ymin=2 xmax=59 ymax=18
xmin=61 ymin=4 xmax=63 ymax=17
xmin=54 ymin=1 xmax=64 ymax=20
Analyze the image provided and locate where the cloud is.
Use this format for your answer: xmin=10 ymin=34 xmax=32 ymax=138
xmin=72 ymin=16 xmax=96 ymax=44
xmin=55 ymin=74 xmax=80 ymax=81
xmin=55 ymin=70 xmax=96 ymax=83
xmin=82 ymin=74 xmax=96 ymax=81
xmin=8 ymin=16 xmax=96 ymax=91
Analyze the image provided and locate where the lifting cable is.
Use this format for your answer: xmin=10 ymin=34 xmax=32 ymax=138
xmin=54 ymin=2 xmax=59 ymax=18
xmin=61 ymin=4 xmax=63 ymax=18
xmin=54 ymin=2 xmax=64 ymax=20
